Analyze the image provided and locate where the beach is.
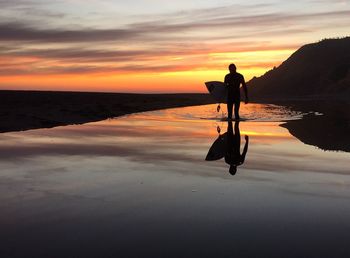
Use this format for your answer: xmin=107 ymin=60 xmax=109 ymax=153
xmin=1 ymin=0 xmax=349 ymax=256
xmin=1 ymin=103 xmax=350 ymax=258
xmin=2 ymin=91 xmax=350 ymax=154
xmin=1 ymin=90 xmax=350 ymax=258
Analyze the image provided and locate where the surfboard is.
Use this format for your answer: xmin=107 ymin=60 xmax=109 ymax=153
xmin=205 ymin=81 xmax=228 ymax=104
xmin=205 ymin=133 xmax=227 ymax=161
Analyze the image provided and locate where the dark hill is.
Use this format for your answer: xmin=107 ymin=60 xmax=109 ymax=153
xmin=248 ymin=37 xmax=350 ymax=99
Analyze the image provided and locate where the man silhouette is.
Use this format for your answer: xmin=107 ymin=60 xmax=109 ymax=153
xmin=224 ymin=64 xmax=249 ymax=120
xmin=205 ymin=121 xmax=249 ymax=175
xmin=225 ymin=121 xmax=249 ymax=175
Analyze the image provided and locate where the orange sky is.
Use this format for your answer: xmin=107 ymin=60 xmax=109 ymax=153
xmin=0 ymin=47 xmax=304 ymax=92
xmin=1 ymin=0 xmax=349 ymax=93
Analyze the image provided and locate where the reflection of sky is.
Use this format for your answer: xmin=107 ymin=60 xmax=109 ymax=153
xmin=1 ymin=104 xmax=350 ymax=257
xmin=0 ymin=103 xmax=349 ymax=177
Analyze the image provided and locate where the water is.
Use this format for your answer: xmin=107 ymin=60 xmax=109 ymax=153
xmin=1 ymin=104 xmax=350 ymax=258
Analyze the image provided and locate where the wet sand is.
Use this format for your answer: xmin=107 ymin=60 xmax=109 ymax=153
xmin=275 ymin=99 xmax=350 ymax=152
xmin=0 ymin=90 xmax=214 ymax=133
xmin=2 ymin=90 xmax=350 ymax=153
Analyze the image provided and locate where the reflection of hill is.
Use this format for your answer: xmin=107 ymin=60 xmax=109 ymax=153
xmin=281 ymin=101 xmax=350 ymax=152
xmin=248 ymin=37 xmax=350 ymax=99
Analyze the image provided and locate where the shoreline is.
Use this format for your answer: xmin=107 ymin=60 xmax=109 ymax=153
xmin=0 ymin=90 xmax=215 ymax=133
xmin=2 ymin=90 xmax=349 ymax=153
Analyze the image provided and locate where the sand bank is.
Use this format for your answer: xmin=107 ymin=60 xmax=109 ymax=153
xmin=0 ymin=90 xmax=215 ymax=133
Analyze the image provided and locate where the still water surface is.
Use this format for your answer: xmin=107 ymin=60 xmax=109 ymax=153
xmin=1 ymin=104 xmax=350 ymax=258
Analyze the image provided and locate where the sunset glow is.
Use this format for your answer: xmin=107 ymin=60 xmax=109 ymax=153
xmin=1 ymin=0 xmax=350 ymax=92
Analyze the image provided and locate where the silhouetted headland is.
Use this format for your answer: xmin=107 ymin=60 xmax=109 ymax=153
xmin=0 ymin=90 xmax=214 ymax=133
xmin=248 ymin=37 xmax=350 ymax=100
xmin=246 ymin=37 xmax=350 ymax=152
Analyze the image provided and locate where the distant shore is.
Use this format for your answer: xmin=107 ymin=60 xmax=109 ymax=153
xmin=0 ymin=90 xmax=215 ymax=133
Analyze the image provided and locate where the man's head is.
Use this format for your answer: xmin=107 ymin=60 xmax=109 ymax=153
xmin=229 ymin=63 xmax=236 ymax=73
xmin=229 ymin=165 xmax=237 ymax=175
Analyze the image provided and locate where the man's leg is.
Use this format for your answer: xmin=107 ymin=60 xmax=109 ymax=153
xmin=227 ymin=101 xmax=233 ymax=120
xmin=234 ymin=96 xmax=241 ymax=120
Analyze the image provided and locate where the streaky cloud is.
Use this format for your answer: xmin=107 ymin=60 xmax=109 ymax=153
xmin=0 ymin=10 xmax=349 ymax=43
xmin=0 ymin=23 xmax=140 ymax=42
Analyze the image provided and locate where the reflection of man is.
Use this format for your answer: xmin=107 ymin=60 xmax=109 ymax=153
xmin=225 ymin=121 xmax=249 ymax=175
xmin=205 ymin=121 xmax=249 ymax=175
xmin=224 ymin=64 xmax=249 ymax=120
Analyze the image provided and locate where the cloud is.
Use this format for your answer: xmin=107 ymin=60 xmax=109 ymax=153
xmin=0 ymin=64 xmax=210 ymax=75
xmin=0 ymin=9 xmax=349 ymax=43
xmin=0 ymin=38 xmax=298 ymax=75
xmin=0 ymin=23 xmax=139 ymax=43
xmin=0 ymin=0 xmax=38 ymax=7
xmin=2 ymin=42 xmax=298 ymax=60
xmin=0 ymin=2 xmax=350 ymax=77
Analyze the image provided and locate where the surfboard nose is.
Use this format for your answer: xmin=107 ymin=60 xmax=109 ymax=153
xmin=205 ymin=81 xmax=228 ymax=104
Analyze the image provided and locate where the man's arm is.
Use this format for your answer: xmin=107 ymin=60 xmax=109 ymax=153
xmin=241 ymin=76 xmax=249 ymax=104
xmin=240 ymin=135 xmax=249 ymax=164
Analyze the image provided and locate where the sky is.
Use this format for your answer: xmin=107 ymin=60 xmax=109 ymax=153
xmin=0 ymin=0 xmax=349 ymax=93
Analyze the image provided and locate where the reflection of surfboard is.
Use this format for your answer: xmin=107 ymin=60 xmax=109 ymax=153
xmin=205 ymin=133 xmax=227 ymax=161
xmin=205 ymin=81 xmax=228 ymax=104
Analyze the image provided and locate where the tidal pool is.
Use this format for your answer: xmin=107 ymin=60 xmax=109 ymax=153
xmin=0 ymin=104 xmax=350 ymax=258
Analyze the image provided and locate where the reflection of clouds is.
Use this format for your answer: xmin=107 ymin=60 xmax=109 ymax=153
xmin=0 ymin=142 xmax=203 ymax=164
xmin=245 ymin=152 xmax=350 ymax=174
xmin=280 ymin=187 xmax=350 ymax=200
xmin=1 ymin=105 xmax=349 ymax=177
